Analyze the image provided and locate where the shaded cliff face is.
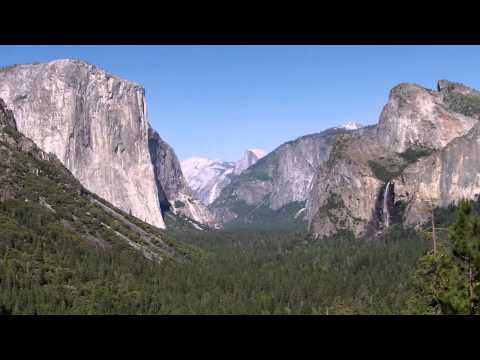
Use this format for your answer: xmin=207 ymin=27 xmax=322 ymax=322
xmin=307 ymin=80 xmax=480 ymax=238
xmin=0 ymin=59 xmax=164 ymax=228
xmin=210 ymin=127 xmax=353 ymax=225
xmin=0 ymin=99 xmax=16 ymax=129
xmin=148 ymin=126 xmax=187 ymax=210
xmin=148 ymin=126 xmax=216 ymax=226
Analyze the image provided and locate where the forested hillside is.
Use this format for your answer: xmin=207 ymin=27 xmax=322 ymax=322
xmin=3 ymin=58 xmax=480 ymax=315
xmin=3 ymin=180 xmax=480 ymax=314
xmin=0 ymin=219 xmax=425 ymax=314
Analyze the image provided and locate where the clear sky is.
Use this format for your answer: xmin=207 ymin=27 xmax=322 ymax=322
xmin=1 ymin=45 xmax=480 ymax=161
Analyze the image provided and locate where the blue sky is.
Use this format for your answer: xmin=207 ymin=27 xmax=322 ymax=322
xmin=1 ymin=45 xmax=480 ymax=161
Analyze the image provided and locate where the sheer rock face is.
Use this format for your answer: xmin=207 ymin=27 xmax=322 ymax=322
xmin=148 ymin=126 xmax=216 ymax=226
xmin=394 ymin=121 xmax=480 ymax=226
xmin=233 ymin=149 xmax=266 ymax=175
xmin=0 ymin=59 xmax=165 ymax=228
xmin=376 ymin=83 xmax=476 ymax=153
xmin=306 ymin=128 xmax=384 ymax=237
xmin=1 ymin=97 xmax=80 ymax=203
xmin=307 ymin=81 xmax=480 ymax=238
xmin=210 ymin=128 xmax=348 ymax=224
xmin=148 ymin=126 xmax=187 ymax=208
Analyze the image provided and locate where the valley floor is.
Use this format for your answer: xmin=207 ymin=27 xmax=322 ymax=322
xmin=0 ymin=209 xmax=428 ymax=314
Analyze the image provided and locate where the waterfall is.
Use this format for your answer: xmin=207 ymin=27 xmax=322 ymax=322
xmin=383 ymin=181 xmax=391 ymax=228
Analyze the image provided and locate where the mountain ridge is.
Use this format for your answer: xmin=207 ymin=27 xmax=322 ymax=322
xmin=209 ymin=123 xmax=366 ymax=225
xmin=181 ymin=148 xmax=266 ymax=206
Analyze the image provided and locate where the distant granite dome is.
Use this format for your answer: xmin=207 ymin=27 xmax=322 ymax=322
xmin=233 ymin=149 xmax=266 ymax=175
xmin=181 ymin=148 xmax=266 ymax=205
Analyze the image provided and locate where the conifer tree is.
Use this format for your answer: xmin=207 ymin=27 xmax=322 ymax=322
xmin=411 ymin=200 xmax=480 ymax=314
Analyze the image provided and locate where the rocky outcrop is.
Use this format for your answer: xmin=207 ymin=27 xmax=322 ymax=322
xmin=307 ymin=80 xmax=480 ymax=238
xmin=233 ymin=149 xmax=266 ymax=175
xmin=306 ymin=128 xmax=384 ymax=237
xmin=210 ymin=126 xmax=360 ymax=225
xmin=437 ymin=80 xmax=480 ymax=120
xmin=148 ymin=126 xmax=216 ymax=226
xmin=376 ymin=83 xmax=476 ymax=153
xmin=0 ymin=59 xmax=165 ymax=228
xmin=394 ymin=121 xmax=480 ymax=226
xmin=0 ymin=99 xmax=16 ymax=129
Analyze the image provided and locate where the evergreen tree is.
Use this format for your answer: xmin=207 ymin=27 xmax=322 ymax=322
xmin=410 ymin=200 xmax=480 ymax=314
xmin=447 ymin=200 xmax=480 ymax=314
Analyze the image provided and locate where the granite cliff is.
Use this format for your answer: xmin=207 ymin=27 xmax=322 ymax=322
xmin=0 ymin=98 xmax=190 ymax=261
xmin=0 ymin=59 xmax=216 ymax=229
xmin=210 ymin=124 xmax=364 ymax=225
xmin=0 ymin=59 xmax=165 ymax=228
xmin=306 ymin=80 xmax=480 ymax=238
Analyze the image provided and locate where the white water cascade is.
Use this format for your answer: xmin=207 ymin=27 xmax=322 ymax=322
xmin=383 ymin=181 xmax=391 ymax=228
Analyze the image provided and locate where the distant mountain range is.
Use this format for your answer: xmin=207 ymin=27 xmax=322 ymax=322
xmin=3 ymin=58 xmax=480 ymax=244
xmin=181 ymin=149 xmax=266 ymax=205
xmin=208 ymin=124 xmax=367 ymax=226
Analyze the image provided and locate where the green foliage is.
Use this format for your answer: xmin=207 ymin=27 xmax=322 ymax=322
xmin=368 ymin=160 xmax=403 ymax=182
xmin=409 ymin=200 xmax=480 ymax=314
xmin=0 ymin=121 xmax=201 ymax=316
xmin=174 ymin=200 xmax=185 ymax=208
xmin=1 ymin=126 xmax=22 ymax=142
xmin=369 ymin=146 xmax=433 ymax=182
xmin=328 ymin=133 xmax=353 ymax=163
xmin=316 ymin=192 xmax=344 ymax=225
xmin=0 ymin=117 xmax=463 ymax=315
xmin=399 ymin=146 xmax=433 ymax=163
xmin=314 ymin=192 xmax=362 ymax=232
xmin=444 ymin=92 xmax=480 ymax=117
xmin=157 ymin=226 xmax=425 ymax=315
xmin=227 ymin=199 xmax=255 ymax=218
xmin=225 ymin=200 xmax=306 ymax=228
xmin=237 ymin=163 xmax=273 ymax=182
xmin=0 ymin=200 xmax=427 ymax=314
